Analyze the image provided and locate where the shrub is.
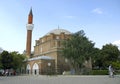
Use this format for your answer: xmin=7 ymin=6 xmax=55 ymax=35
xmin=89 ymin=70 xmax=108 ymax=75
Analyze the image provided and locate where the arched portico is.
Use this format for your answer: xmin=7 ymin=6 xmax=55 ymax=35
xmin=32 ymin=63 xmax=39 ymax=75
xmin=26 ymin=64 xmax=31 ymax=74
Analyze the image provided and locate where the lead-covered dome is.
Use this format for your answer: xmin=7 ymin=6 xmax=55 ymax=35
xmin=46 ymin=28 xmax=71 ymax=35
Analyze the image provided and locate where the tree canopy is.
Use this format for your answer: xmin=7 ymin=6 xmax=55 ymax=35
xmin=62 ymin=30 xmax=120 ymax=72
xmin=101 ymin=44 xmax=120 ymax=69
xmin=0 ymin=51 xmax=26 ymax=70
xmin=93 ymin=43 xmax=120 ymax=69
xmin=62 ymin=30 xmax=95 ymax=73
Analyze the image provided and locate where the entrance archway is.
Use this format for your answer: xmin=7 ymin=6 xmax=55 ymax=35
xmin=32 ymin=63 xmax=39 ymax=75
xmin=26 ymin=64 xmax=31 ymax=74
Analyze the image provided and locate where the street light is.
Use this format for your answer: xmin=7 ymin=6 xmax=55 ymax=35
xmin=48 ymin=63 xmax=51 ymax=75
xmin=48 ymin=63 xmax=51 ymax=67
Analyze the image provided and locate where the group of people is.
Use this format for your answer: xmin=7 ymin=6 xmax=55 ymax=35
xmin=0 ymin=69 xmax=16 ymax=76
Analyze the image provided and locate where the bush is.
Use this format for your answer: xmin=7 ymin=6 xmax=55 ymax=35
xmin=89 ymin=70 xmax=108 ymax=75
xmin=115 ymin=70 xmax=120 ymax=75
xmin=112 ymin=61 xmax=120 ymax=70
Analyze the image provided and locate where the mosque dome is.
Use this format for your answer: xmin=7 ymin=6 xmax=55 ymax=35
xmin=45 ymin=28 xmax=71 ymax=36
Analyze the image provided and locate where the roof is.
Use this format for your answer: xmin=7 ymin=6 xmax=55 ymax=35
xmin=29 ymin=8 xmax=33 ymax=16
xmin=27 ymin=56 xmax=54 ymax=61
xmin=45 ymin=28 xmax=71 ymax=36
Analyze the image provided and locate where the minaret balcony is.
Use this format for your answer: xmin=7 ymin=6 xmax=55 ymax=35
xmin=26 ymin=24 xmax=34 ymax=30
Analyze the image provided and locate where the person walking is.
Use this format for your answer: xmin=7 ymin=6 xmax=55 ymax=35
xmin=108 ymin=64 xmax=114 ymax=78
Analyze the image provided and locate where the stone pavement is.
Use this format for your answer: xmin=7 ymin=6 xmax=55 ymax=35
xmin=0 ymin=75 xmax=120 ymax=84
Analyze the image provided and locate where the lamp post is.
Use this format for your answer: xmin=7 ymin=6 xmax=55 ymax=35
xmin=48 ymin=63 xmax=51 ymax=75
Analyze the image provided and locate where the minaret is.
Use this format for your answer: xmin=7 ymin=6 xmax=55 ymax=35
xmin=26 ymin=8 xmax=34 ymax=58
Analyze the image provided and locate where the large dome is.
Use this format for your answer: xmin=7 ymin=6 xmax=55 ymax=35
xmin=46 ymin=28 xmax=71 ymax=35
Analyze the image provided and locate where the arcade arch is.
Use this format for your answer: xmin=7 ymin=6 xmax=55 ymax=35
xmin=32 ymin=63 xmax=39 ymax=75
xmin=26 ymin=64 xmax=31 ymax=74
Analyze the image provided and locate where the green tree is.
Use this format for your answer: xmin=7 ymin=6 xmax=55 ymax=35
xmin=0 ymin=56 xmax=3 ymax=69
xmin=91 ymin=48 xmax=102 ymax=69
xmin=0 ymin=51 xmax=13 ymax=69
xmin=101 ymin=44 xmax=120 ymax=69
xmin=0 ymin=51 xmax=26 ymax=70
xmin=62 ymin=30 xmax=95 ymax=74
xmin=10 ymin=51 xmax=26 ymax=70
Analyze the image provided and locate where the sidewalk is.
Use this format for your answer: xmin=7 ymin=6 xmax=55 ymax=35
xmin=0 ymin=75 xmax=120 ymax=84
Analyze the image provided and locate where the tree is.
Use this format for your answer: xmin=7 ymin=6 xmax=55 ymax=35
xmin=10 ymin=51 xmax=26 ymax=70
xmin=0 ymin=56 xmax=3 ymax=69
xmin=0 ymin=51 xmax=26 ymax=70
xmin=91 ymin=48 xmax=102 ymax=69
xmin=0 ymin=51 xmax=13 ymax=69
xmin=100 ymin=44 xmax=120 ymax=69
xmin=62 ymin=30 xmax=95 ymax=74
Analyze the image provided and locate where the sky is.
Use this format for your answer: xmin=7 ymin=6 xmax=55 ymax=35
xmin=0 ymin=0 xmax=120 ymax=53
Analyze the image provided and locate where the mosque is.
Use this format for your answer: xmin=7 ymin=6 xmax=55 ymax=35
xmin=25 ymin=9 xmax=71 ymax=75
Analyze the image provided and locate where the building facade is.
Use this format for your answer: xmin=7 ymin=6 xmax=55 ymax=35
xmin=26 ymin=9 xmax=71 ymax=75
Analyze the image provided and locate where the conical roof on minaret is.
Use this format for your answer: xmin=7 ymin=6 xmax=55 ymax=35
xmin=28 ymin=8 xmax=33 ymax=24
xmin=29 ymin=8 xmax=33 ymax=16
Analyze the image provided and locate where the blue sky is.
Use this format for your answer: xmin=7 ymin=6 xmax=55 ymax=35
xmin=0 ymin=0 xmax=120 ymax=53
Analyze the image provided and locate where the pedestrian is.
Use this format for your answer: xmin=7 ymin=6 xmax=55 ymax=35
xmin=5 ymin=69 xmax=9 ymax=76
xmin=108 ymin=64 xmax=114 ymax=78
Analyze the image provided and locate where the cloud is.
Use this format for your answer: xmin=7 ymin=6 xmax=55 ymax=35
xmin=112 ymin=40 xmax=120 ymax=50
xmin=113 ymin=40 xmax=120 ymax=45
xmin=91 ymin=8 xmax=103 ymax=14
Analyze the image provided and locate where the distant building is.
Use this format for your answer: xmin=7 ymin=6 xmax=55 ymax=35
xmin=0 ymin=47 xmax=3 ymax=53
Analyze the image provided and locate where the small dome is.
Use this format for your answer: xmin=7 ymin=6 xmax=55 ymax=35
xmin=46 ymin=28 xmax=71 ymax=35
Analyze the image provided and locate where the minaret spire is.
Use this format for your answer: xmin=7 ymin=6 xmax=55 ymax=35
xmin=28 ymin=8 xmax=33 ymax=24
xmin=29 ymin=7 xmax=33 ymax=16
xmin=26 ymin=8 xmax=34 ymax=58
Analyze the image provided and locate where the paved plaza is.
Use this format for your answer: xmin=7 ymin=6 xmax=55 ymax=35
xmin=0 ymin=75 xmax=120 ymax=84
